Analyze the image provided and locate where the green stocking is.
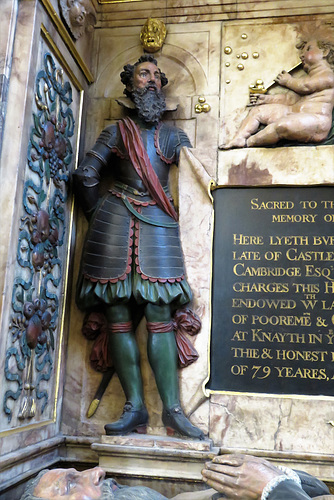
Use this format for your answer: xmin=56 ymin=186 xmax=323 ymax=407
xmin=106 ymin=304 xmax=144 ymax=410
xmin=145 ymin=303 xmax=179 ymax=408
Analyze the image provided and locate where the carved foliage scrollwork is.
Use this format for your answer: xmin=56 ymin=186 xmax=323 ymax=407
xmin=4 ymin=53 xmax=75 ymax=422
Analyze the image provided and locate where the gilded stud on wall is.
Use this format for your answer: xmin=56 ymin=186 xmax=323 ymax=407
xmin=223 ymin=33 xmax=262 ymax=85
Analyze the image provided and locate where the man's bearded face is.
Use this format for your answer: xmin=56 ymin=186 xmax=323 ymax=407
xmin=131 ymin=85 xmax=166 ymax=124
xmin=130 ymin=62 xmax=166 ymax=124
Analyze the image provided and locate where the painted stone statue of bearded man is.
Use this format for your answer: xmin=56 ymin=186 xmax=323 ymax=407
xmin=73 ymin=55 xmax=204 ymax=439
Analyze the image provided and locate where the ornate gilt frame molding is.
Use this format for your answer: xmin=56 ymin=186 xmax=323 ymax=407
xmin=39 ymin=0 xmax=94 ymax=84
xmin=41 ymin=24 xmax=84 ymax=91
xmin=97 ymin=0 xmax=142 ymax=3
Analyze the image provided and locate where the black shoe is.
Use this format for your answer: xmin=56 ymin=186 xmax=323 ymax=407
xmin=104 ymin=402 xmax=149 ymax=435
xmin=162 ymin=404 xmax=205 ymax=440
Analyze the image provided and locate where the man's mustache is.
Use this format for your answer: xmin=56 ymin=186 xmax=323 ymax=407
xmin=146 ymin=82 xmax=158 ymax=90
xmin=134 ymin=83 xmax=160 ymax=94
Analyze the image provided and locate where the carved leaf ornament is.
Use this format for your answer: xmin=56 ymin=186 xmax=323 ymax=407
xmin=4 ymin=53 xmax=75 ymax=422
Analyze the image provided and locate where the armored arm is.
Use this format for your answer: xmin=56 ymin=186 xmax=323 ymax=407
xmin=267 ymin=480 xmax=312 ymax=500
xmin=73 ymin=125 xmax=119 ymax=219
xmin=157 ymin=124 xmax=192 ymax=166
xmin=174 ymin=128 xmax=192 ymax=165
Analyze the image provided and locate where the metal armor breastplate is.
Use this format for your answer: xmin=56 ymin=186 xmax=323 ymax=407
xmin=78 ymin=120 xmax=191 ymax=283
xmin=114 ymin=126 xmax=170 ymax=193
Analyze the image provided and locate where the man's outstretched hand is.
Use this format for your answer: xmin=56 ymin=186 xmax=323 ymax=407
xmin=201 ymin=454 xmax=282 ymax=499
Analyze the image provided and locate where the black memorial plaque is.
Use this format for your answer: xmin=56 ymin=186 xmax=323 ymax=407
xmin=208 ymin=187 xmax=334 ymax=396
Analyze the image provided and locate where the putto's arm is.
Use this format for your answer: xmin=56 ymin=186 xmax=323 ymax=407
xmin=275 ymin=70 xmax=334 ymax=95
xmin=73 ymin=126 xmax=118 ymax=218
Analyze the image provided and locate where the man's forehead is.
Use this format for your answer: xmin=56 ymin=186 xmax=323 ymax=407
xmin=135 ymin=62 xmax=160 ymax=73
xmin=37 ymin=468 xmax=76 ymax=485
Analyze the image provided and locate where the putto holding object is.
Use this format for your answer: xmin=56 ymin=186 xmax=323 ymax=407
xmin=221 ymin=24 xmax=334 ymax=149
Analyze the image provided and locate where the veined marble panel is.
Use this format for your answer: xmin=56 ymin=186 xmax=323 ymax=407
xmin=210 ymin=393 xmax=334 ymax=477
xmin=95 ymin=0 xmax=334 ymax=28
xmin=218 ymin=146 xmax=334 ymax=186
xmin=0 ymin=1 xmax=39 ymax=429
xmin=92 ymin=434 xmax=217 ymax=482
xmin=0 ymin=0 xmax=18 ymax=155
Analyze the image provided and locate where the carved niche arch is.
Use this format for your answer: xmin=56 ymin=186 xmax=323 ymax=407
xmin=93 ymin=44 xmax=208 ymax=100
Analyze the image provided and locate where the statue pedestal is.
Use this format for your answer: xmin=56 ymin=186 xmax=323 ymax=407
xmin=92 ymin=434 xmax=218 ymax=481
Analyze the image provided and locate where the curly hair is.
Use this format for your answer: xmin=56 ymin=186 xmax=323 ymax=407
xmin=295 ymin=22 xmax=334 ymax=69
xmin=120 ymin=55 xmax=168 ymax=97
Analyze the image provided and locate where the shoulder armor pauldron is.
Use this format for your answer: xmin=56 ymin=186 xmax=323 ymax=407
xmin=154 ymin=123 xmax=192 ymax=164
xmin=96 ymin=124 xmax=127 ymax=158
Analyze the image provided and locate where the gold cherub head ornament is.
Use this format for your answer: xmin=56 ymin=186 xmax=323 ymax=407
xmin=140 ymin=18 xmax=167 ymax=53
